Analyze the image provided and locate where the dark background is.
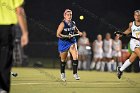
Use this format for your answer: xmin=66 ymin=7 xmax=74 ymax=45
xmin=23 ymin=0 xmax=140 ymax=58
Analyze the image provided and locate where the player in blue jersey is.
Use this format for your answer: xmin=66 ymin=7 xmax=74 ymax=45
xmin=56 ymin=9 xmax=83 ymax=81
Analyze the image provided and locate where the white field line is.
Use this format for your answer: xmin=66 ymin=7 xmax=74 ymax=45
xmin=11 ymin=82 xmax=121 ymax=86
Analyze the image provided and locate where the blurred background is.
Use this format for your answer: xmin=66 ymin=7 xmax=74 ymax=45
xmin=13 ymin=0 xmax=140 ymax=72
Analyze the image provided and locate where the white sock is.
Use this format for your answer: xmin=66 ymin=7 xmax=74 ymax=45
xmin=78 ymin=61 xmax=82 ymax=69
xmin=120 ymin=59 xmax=131 ymax=72
xmin=101 ymin=62 xmax=105 ymax=71
xmin=96 ymin=62 xmax=101 ymax=70
xmin=67 ymin=60 xmax=72 ymax=69
xmin=90 ymin=61 xmax=96 ymax=69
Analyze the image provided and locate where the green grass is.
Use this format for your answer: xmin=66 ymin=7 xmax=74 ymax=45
xmin=11 ymin=67 xmax=140 ymax=93
xmin=24 ymin=58 xmax=60 ymax=68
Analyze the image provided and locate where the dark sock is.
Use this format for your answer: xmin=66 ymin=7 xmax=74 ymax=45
xmin=73 ymin=60 xmax=78 ymax=74
xmin=60 ymin=61 xmax=66 ymax=73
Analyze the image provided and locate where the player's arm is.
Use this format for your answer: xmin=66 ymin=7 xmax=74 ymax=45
xmin=123 ymin=22 xmax=132 ymax=35
xmin=115 ymin=22 xmax=132 ymax=36
xmin=86 ymin=38 xmax=90 ymax=45
xmin=56 ymin=22 xmax=67 ymax=38
xmin=75 ymin=27 xmax=83 ymax=36
xmin=56 ymin=22 xmax=70 ymax=38
xmin=16 ymin=6 xmax=28 ymax=47
xmin=56 ymin=22 xmax=64 ymax=38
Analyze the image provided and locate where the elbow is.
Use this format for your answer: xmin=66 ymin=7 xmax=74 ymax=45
xmin=16 ymin=7 xmax=24 ymax=16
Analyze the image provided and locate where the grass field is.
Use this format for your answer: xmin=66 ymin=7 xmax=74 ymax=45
xmin=11 ymin=67 xmax=140 ymax=93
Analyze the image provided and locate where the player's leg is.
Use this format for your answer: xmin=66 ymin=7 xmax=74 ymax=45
xmin=82 ymin=54 xmax=87 ymax=70
xmin=0 ymin=27 xmax=13 ymax=92
xmin=69 ymin=43 xmax=80 ymax=80
xmin=117 ymin=52 xmax=137 ymax=79
xmin=112 ymin=56 xmax=117 ymax=70
xmin=134 ymin=47 xmax=140 ymax=68
xmin=96 ymin=53 xmax=103 ymax=71
xmin=116 ymin=51 xmax=123 ymax=68
xmin=83 ymin=49 xmax=89 ymax=70
xmin=67 ymin=52 xmax=72 ymax=69
xmin=96 ymin=58 xmax=101 ymax=70
xmin=101 ymin=57 xmax=106 ymax=71
xmin=78 ymin=49 xmax=83 ymax=70
xmin=110 ymin=58 xmax=116 ymax=71
xmin=139 ymin=60 xmax=140 ymax=69
xmin=90 ymin=57 xmax=97 ymax=70
xmin=117 ymin=43 xmax=138 ymax=79
xmin=134 ymin=47 xmax=140 ymax=58
xmin=118 ymin=55 xmax=122 ymax=67
xmin=106 ymin=52 xmax=113 ymax=72
xmin=78 ymin=54 xmax=82 ymax=70
xmin=80 ymin=55 xmax=84 ymax=69
xmin=59 ymin=51 xmax=68 ymax=81
xmin=120 ymin=51 xmax=138 ymax=71
xmin=107 ymin=58 xmax=112 ymax=72
xmin=113 ymin=51 xmax=118 ymax=70
xmin=101 ymin=52 xmax=109 ymax=71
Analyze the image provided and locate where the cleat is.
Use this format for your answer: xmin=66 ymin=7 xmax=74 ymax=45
xmin=11 ymin=73 xmax=18 ymax=77
xmin=61 ymin=73 xmax=66 ymax=81
xmin=117 ymin=67 xmax=123 ymax=79
xmin=73 ymin=73 xmax=80 ymax=80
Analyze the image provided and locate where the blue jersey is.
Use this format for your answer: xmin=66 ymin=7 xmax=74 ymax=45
xmin=58 ymin=20 xmax=77 ymax=52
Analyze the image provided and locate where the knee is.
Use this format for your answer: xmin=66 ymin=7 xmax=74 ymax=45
xmin=61 ymin=58 xmax=67 ymax=62
xmin=73 ymin=56 xmax=78 ymax=60
xmin=129 ymin=58 xmax=134 ymax=63
xmin=60 ymin=56 xmax=67 ymax=62
xmin=72 ymin=53 xmax=78 ymax=60
xmin=134 ymin=47 xmax=139 ymax=52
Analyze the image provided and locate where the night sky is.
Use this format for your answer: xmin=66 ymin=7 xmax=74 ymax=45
xmin=24 ymin=0 xmax=139 ymax=42
xmin=24 ymin=0 xmax=140 ymax=57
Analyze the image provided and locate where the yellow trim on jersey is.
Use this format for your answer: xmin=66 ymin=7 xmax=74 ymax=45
xmin=135 ymin=32 xmax=140 ymax=38
xmin=0 ymin=0 xmax=24 ymax=25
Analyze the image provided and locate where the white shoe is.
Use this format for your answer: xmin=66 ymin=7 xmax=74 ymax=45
xmin=73 ymin=73 xmax=80 ymax=80
xmin=61 ymin=73 xmax=66 ymax=81
xmin=0 ymin=89 xmax=7 ymax=93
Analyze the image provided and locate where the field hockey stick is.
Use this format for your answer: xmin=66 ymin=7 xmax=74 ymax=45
xmin=114 ymin=31 xmax=140 ymax=41
xmin=61 ymin=34 xmax=80 ymax=38
xmin=70 ymin=34 xmax=80 ymax=37
xmin=127 ymin=35 xmax=140 ymax=41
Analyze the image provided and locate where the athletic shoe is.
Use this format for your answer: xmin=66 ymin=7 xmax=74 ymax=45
xmin=117 ymin=66 xmax=123 ymax=79
xmin=12 ymin=73 xmax=18 ymax=77
xmin=73 ymin=73 xmax=80 ymax=80
xmin=61 ymin=73 xmax=66 ymax=81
